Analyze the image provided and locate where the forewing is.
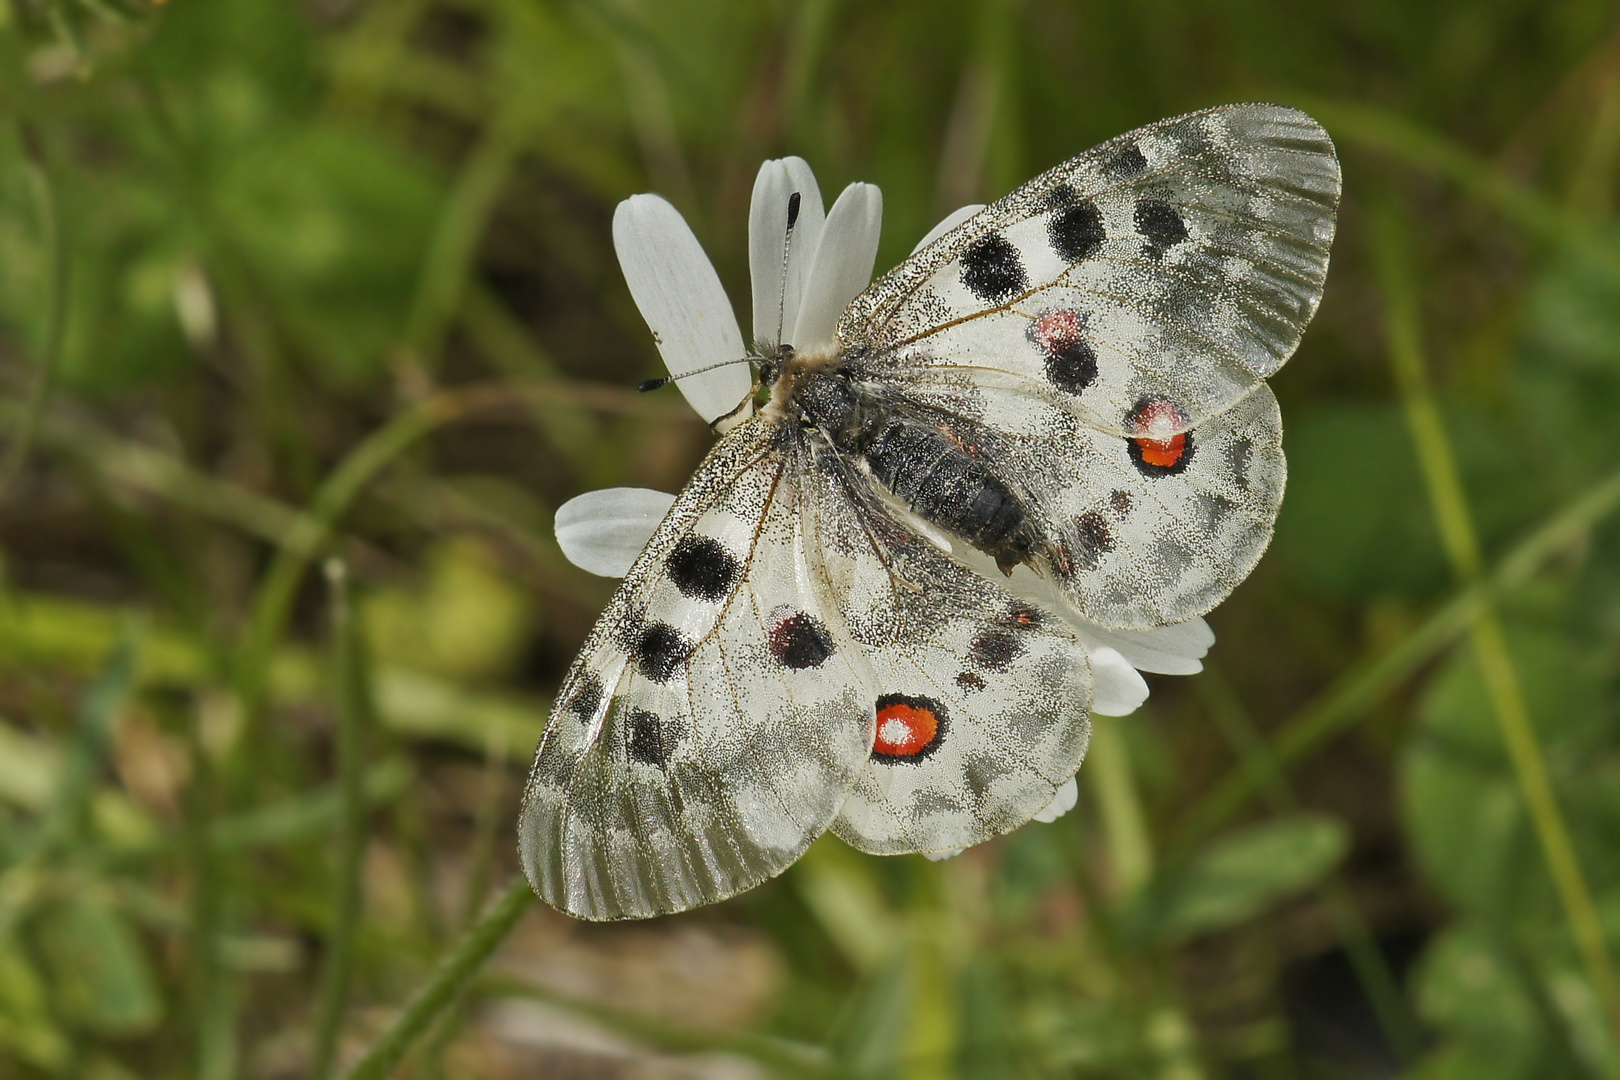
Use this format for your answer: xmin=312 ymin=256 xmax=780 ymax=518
xmin=519 ymin=421 xmax=872 ymax=920
xmin=799 ymin=449 xmax=1095 ymax=856
xmin=841 ymin=103 xmax=1339 ymax=433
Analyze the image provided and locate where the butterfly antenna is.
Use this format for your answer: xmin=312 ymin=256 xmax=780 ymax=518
xmin=637 ymin=356 xmax=755 ymax=393
xmin=773 ymin=191 xmax=802 ymax=348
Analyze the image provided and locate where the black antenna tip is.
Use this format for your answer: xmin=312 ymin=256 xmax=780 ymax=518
xmin=638 ymin=377 xmax=669 ymax=392
xmin=786 ymin=191 xmax=802 ymax=229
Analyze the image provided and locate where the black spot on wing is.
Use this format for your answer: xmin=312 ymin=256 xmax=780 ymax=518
xmin=1134 ymin=198 xmax=1188 ymax=256
xmin=1048 ymin=200 xmax=1105 ymax=264
xmin=632 ymin=621 xmax=691 ymax=683
xmin=768 ymin=612 xmax=834 ymax=670
xmin=626 ymin=708 xmax=681 ymax=768
xmin=1071 ymin=510 xmax=1117 ymax=571
xmin=968 ymin=629 xmax=1022 ymax=670
xmin=665 ymin=535 xmax=740 ymax=601
xmin=1026 ymin=311 xmax=1097 ymax=395
xmin=1002 ymin=603 xmax=1043 ymax=628
xmin=1165 ymin=116 xmax=1212 ymax=155
xmin=1045 ymin=338 xmax=1097 ymax=394
xmin=962 ymin=752 xmax=1009 ymax=804
xmin=1041 ymin=183 xmax=1080 ymax=209
xmin=564 ymin=674 xmax=603 ymax=720
xmin=1227 ymin=436 xmax=1256 ymax=490
xmin=960 ymin=234 xmax=1027 ymax=303
xmin=1107 ymin=143 xmax=1148 ymax=176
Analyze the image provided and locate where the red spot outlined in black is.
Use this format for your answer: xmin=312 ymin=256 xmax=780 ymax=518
xmin=1126 ymin=396 xmax=1194 ymax=476
xmin=871 ymin=693 xmax=948 ymax=763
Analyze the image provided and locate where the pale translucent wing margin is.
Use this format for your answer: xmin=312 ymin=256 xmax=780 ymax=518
xmin=520 ymin=422 xmax=872 ymax=920
xmin=796 ymin=446 xmax=1094 ymax=855
xmin=841 ymin=104 xmax=1340 ymax=434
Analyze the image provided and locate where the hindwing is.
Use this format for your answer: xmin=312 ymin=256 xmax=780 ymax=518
xmin=520 ymin=422 xmax=872 ymax=920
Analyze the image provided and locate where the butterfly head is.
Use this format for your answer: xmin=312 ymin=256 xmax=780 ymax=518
xmin=752 ymin=342 xmax=796 ymax=391
xmin=759 ymin=343 xmax=850 ymax=424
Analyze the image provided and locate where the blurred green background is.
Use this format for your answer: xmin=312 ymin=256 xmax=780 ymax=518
xmin=1 ymin=0 xmax=1619 ymax=1077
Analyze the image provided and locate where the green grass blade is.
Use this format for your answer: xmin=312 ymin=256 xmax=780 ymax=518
xmin=1372 ymin=196 xmax=1620 ymax=1050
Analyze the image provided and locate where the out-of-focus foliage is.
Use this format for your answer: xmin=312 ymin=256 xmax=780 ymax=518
xmin=0 ymin=0 xmax=1617 ymax=1077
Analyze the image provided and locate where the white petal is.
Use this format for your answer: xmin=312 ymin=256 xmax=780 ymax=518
xmin=911 ymin=204 xmax=984 ymax=254
xmin=613 ymin=195 xmax=751 ymax=425
xmin=1090 ymin=646 xmax=1150 ymax=716
xmin=1032 ymin=777 xmax=1079 ymax=823
xmin=748 ymin=158 xmax=824 ymax=348
xmin=1081 ymin=618 xmax=1215 ymax=676
xmin=790 ymin=182 xmax=882 ymax=352
xmin=924 ymin=847 xmax=966 ymax=861
xmin=554 ymin=487 xmax=676 ymax=577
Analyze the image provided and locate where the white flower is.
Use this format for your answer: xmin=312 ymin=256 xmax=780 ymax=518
xmin=554 ymin=157 xmax=1214 ymax=841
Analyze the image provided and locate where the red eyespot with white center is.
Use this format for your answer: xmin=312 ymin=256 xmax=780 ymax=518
xmin=871 ymin=693 xmax=948 ymax=763
xmin=1125 ymin=396 xmax=1193 ymax=475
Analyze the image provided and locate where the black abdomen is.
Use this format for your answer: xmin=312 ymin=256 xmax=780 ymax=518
xmin=845 ymin=413 xmax=1038 ymax=574
xmin=793 ymin=369 xmax=1041 ymax=573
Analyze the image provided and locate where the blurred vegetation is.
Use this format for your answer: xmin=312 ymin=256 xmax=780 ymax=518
xmin=0 ymin=0 xmax=1618 ymax=1077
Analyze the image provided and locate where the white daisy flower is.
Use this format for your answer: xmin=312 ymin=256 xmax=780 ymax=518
xmin=552 ymin=157 xmax=1214 ymax=841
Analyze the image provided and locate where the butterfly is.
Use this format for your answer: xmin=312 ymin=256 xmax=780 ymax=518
xmin=520 ymin=103 xmax=1341 ymax=920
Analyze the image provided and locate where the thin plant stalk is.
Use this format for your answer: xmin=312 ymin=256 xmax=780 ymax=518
xmin=1198 ymin=666 xmax=1423 ymax=1062
xmin=342 ymin=877 xmax=535 ymax=1080
xmin=233 ymin=379 xmax=668 ymax=727
xmin=1085 ymin=717 xmax=1208 ymax=1080
xmin=1176 ymin=455 xmax=1620 ymax=848
xmin=0 ymin=123 xmax=70 ymax=497
xmin=184 ymin=695 xmax=235 ymax=1080
xmin=311 ymin=560 xmax=373 ymax=1080
xmin=1372 ymin=198 xmax=1620 ymax=1047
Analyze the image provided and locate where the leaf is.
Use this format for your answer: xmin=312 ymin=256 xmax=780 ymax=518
xmin=1121 ymin=814 xmax=1348 ymax=946
xmin=1277 ymin=403 xmax=1548 ymax=602
xmin=1400 ymin=618 xmax=1617 ymax=922
xmin=0 ymin=935 xmax=72 ymax=1069
xmin=1411 ymin=924 xmax=1620 ymax=1080
xmin=34 ymin=896 xmax=164 ymax=1035
xmin=219 ymin=126 xmax=443 ymax=384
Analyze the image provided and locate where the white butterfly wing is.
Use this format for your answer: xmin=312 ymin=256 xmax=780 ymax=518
xmin=874 ymin=376 xmax=1285 ymax=628
xmin=520 ymin=422 xmax=873 ymax=920
xmin=839 ymin=103 xmax=1337 ymax=629
xmin=528 ymin=104 xmax=1338 ymax=916
xmin=844 ymin=103 xmax=1339 ymax=429
xmin=524 ymin=419 xmax=1101 ymax=916
xmin=800 ymin=450 xmax=1095 ymax=856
